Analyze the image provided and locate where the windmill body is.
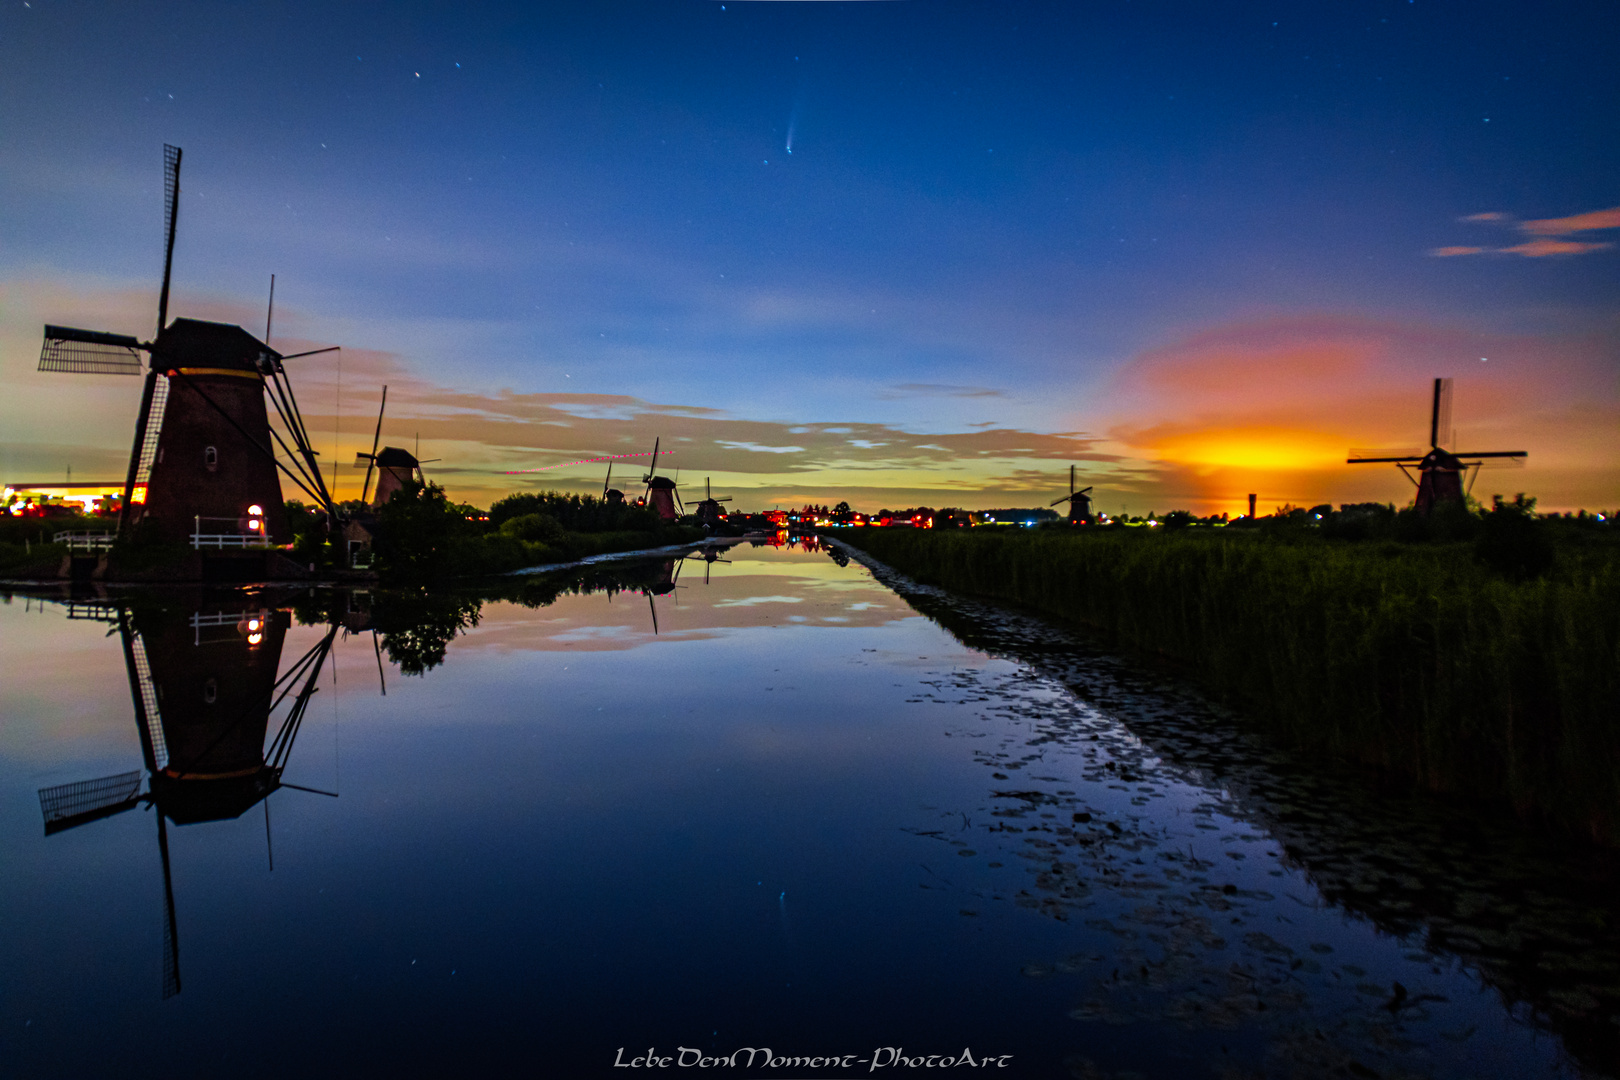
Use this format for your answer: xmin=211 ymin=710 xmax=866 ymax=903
xmin=125 ymin=320 xmax=292 ymax=545
xmin=366 ymin=446 xmax=424 ymax=508
xmin=639 ymin=437 xmax=683 ymax=521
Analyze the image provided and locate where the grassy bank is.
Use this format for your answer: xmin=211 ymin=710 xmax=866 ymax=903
xmin=837 ymin=523 xmax=1620 ymax=844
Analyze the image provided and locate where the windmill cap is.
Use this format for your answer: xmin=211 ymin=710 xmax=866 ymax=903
xmin=374 ymin=446 xmax=420 ymax=467
xmin=646 ymin=476 xmax=677 ymax=490
xmin=152 ymin=318 xmax=276 ymax=372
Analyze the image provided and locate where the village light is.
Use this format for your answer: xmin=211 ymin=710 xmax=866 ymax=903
xmin=247 ymin=631 xmax=262 ymax=645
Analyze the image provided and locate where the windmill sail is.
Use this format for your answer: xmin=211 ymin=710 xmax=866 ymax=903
xmin=37 ymin=771 xmax=144 ymax=835
xmin=38 ymin=326 xmax=145 ymax=375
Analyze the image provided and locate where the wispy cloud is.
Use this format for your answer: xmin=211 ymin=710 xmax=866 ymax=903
xmin=884 ymin=383 xmax=1005 ymax=399
xmin=1434 ymin=204 xmax=1620 ymax=257
xmin=1519 ymin=206 xmax=1620 ymax=236
xmin=1499 ymin=238 xmax=1614 ymax=257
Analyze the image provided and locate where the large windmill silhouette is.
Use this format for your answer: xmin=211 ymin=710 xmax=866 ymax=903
xmin=1347 ymin=378 xmax=1526 ymax=513
xmin=37 ymin=145 xmax=339 ymax=545
xmin=36 ymin=602 xmax=338 ymax=998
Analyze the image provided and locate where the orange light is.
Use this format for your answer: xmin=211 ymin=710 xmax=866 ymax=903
xmin=247 ymin=632 xmax=263 ymax=645
xmin=248 ymin=504 xmax=264 ymax=515
xmin=131 ymin=484 xmax=147 ymax=504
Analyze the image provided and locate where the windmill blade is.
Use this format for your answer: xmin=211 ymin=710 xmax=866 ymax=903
xmin=1077 ymin=486 xmax=1093 ymax=496
xmin=157 ymin=144 xmax=182 ymax=338
xmin=157 ymin=814 xmax=181 ymax=1000
xmin=644 ymin=437 xmax=661 ymax=483
xmin=647 ymin=593 xmax=659 ymax=635
xmin=1349 ymin=447 xmax=1426 ymax=461
xmin=1453 ymin=450 xmax=1528 ymax=460
xmin=603 ymin=460 xmax=613 ymax=498
xmin=1432 ymin=378 xmax=1454 ymax=449
xmin=1069 ymin=464 xmax=1077 ymax=496
xmin=1048 ymin=493 xmax=1073 ymax=508
xmin=38 ymin=326 xmax=145 ymax=375
xmin=361 ymin=386 xmax=387 ymax=505
xmin=37 ymin=771 xmax=144 ymax=835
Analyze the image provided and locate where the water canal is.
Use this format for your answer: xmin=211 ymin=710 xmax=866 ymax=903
xmin=1 ymin=540 xmax=1614 ymax=1078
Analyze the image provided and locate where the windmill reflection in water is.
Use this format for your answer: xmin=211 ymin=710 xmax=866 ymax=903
xmin=36 ymin=601 xmax=342 ymax=999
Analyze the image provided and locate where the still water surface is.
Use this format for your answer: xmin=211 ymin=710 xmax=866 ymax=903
xmin=1 ymin=541 xmax=1614 ymax=1078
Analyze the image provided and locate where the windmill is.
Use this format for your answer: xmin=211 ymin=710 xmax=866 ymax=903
xmin=684 ymin=541 xmax=732 ymax=584
xmin=1049 ymin=466 xmax=1095 ymax=524
xmin=35 ymin=601 xmax=338 ymax=999
xmin=641 ymin=437 xmax=684 ymax=522
xmin=1347 ymin=378 xmax=1526 ymax=514
xmin=37 ymin=145 xmax=340 ymax=546
xmin=352 ymin=388 xmax=438 ymax=508
xmin=693 ymin=477 xmax=732 ymax=531
xmin=603 ymin=459 xmax=626 ymax=505
xmin=642 ymin=557 xmax=686 ymax=634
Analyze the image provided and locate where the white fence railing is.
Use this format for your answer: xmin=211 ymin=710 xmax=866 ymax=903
xmin=190 ymin=533 xmax=274 ymax=549
xmin=190 ymin=515 xmax=272 ymax=550
xmin=55 ymin=531 xmax=115 ymax=552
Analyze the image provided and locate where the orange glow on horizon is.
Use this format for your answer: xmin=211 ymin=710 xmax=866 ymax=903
xmin=1148 ymin=427 xmax=1350 ymax=472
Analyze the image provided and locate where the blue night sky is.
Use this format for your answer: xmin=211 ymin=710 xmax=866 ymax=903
xmin=3 ymin=1 xmax=1616 ymax=512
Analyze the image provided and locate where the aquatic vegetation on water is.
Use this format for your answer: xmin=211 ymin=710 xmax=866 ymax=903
xmin=841 ymin=542 xmax=1620 ymax=1079
xmin=838 ymin=527 xmax=1620 ymax=845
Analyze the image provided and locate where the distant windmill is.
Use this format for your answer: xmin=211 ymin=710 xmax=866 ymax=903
xmin=37 ymin=145 xmax=339 ymax=543
xmin=641 ymin=437 xmax=684 ymax=521
xmin=352 ymin=387 xmax=438 ymax=508
xmin=1347 ymin=378 xmax=1526 ymax=513
xmin=1049 ymin=466 xmax=1095 ymax=524
xmin=603 ymin=459 xmax=626 ymax=505
xmin=35 ymin=602 xmax=338 ymax=999
xmin=693 ymin=477 xmax=732 ymax=530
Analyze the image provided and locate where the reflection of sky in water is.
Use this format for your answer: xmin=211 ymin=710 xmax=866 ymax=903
xmin=0 ymin=544 xmax=1606 ymax=1078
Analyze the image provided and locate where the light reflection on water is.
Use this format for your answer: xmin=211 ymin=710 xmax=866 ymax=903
xmin=0 ymin=541 xmax=1612 ymax=1079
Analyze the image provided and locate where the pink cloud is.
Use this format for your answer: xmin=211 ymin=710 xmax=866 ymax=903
xmin=1499 ymin=238 xmax=1614 ymax=257
xmin=1430 ymin=246 xmax=1486 ymax=257
xmin=1519 ymin=206 xmax=1620 ymax=236
xmin=1460 ymin=212 xmax=1508 ymax=223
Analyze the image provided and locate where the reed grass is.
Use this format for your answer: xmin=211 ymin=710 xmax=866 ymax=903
xmin=839 ymin=526 xmax=1620 ymax=843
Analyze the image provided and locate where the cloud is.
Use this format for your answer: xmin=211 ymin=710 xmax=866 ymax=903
xmin=1499 ymin=239 xmax=1614 ymax=257
xmin=884 ymin=383 xmax=1005 ymax=399
xmin=1518 ymin=206 xmax=1620 ymax=236
xmin=1432 ymin=204 xmax=1619 ymax=257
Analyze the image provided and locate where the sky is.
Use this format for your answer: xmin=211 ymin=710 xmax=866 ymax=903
xmin=2 ymin=0 xmax=1616 ymax=515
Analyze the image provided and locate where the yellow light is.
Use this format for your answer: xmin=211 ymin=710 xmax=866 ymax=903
xmin=131 ymin=484 xmax=147 ymax=504
xmin=248 ymin=504 xmax=263 ymax=515
xmin=248 ymin=632 xmax=263 ymax=645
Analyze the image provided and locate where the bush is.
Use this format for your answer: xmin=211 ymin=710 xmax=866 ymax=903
xmin=1476 ymin=493 xmax=1555 ymax=580
xmin=488 ymin=491 xmax=659 ymax=533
